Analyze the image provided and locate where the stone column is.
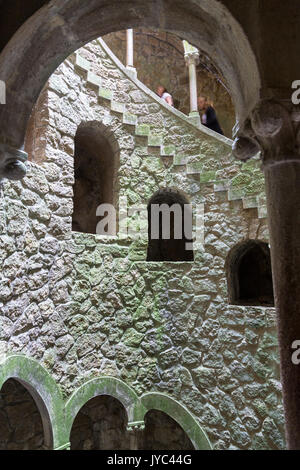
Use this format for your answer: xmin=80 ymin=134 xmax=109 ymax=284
xmin=183 ymin=41 xmax=201 ymax=127
xmin=233 ymin=99 xmax=300 ymax=450
xmin=126 ymin=29 xmax=137 ymax=79
xmin=127 ymin=421 xmax=145 ymax=450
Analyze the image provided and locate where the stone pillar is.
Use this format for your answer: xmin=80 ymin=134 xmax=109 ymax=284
xmin=127 ymin=421 xmax=145 ymax=450
xmin=233 ymin=99 xmax=300 ymax=449
xmin=183 ymin=41 xmax=201 ymax=127
xmin=126 ymin=29 xmax=137 ymax=79
xmin=126 ymin=29 xmax=134 ymax=68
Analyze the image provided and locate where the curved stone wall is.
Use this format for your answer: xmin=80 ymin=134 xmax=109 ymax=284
xmin=103 ymin=29 xmax=236 ymax=138
xmin=0 ymin=38 xmax=284 ymax=450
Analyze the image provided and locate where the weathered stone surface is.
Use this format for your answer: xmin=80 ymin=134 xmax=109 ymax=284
xmin=0 ymin=37 xmax=283 ymax=451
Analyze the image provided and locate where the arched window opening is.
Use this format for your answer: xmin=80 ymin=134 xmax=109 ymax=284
xmin=70 ymin=395 xmax=130 ymax=450
xmin=139 ymin=410 xmax=195 ymax=450
xmin=147 ymin=189 xmax=194 ymax=262
xmin=72 ymin=123 xmax=119 ymax=235
xmin=227 ymin=240 xmax=274 ymax=307
xmin=0 ymin=379 xmax=46 ymax=450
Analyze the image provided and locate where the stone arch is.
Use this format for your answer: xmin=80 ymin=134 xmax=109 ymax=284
xmin=147 ymin=188 xmax=194 ymax=262
xmin=226 ymin=239 xmax=274 ymax=306
xmin=0 ymin=0 xmax=260 ymax=156
xmin=72 ymin=121 xmax=120 ymax=235
xmin=0 ymin=355 xmax=67 ymax=449
xmin=141 ymin=392 xmax=212 ymax=450
xmin=70 ymin=395 xmax=132 ymax=450
xmin=65 ymin=377 xmax=145 ymax=441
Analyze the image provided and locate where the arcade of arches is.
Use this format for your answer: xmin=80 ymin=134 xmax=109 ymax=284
xmin=70 ymin=396 xmax=194 ymax=451
xmin=0 ymin=0 xmax=300 ymax=451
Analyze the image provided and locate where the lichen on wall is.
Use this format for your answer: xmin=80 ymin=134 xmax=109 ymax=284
xmin=0 ymin=38 xmax=285 ymax=450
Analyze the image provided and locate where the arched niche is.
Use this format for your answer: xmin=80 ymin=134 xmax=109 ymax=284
xmin=140 ymin=409 xmax=195 ymax=450
xmin=0 ymin=0 xmax=260 ymax=154
xmin=65 ymin=376 xmax=143 ymax=441
xmin=147 ymin=188 xmax=194 ymax=262
xmin=141 ymin=392 xmax=212 ymax=450
xmin=226 ymin=240 xmax=274 ymax=306
xmin=72 ymin=122 xmax=119 ymax=235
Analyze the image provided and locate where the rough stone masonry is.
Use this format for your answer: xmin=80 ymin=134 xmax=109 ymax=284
xmin=0 ymin=37 xmax=285 ymax=450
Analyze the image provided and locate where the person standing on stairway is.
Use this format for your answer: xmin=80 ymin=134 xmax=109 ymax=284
xmin=198 ymin=96 xmax=224 ymax=135
xmin=157 ymin=85 xmax=174 ymax=107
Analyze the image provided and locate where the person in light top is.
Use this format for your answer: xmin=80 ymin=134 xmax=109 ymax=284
xmin=157 ymin=85 xmax=174 ymax=107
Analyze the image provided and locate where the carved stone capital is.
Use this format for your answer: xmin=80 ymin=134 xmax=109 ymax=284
xmin=232 ymin=136 xmax=261 ymax=162
xmin=184 ymin=51 xmax=200 ymax=67
xmin=126 ymin=420 xmax=145 ymax=433
xmin=0 ymin=143 xmax=28 ymax=181
xmin=233 ymin=99 xmax=300 ymax=165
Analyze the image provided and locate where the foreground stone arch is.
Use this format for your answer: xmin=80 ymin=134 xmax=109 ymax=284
xmin=0 ymin=355 xmax=67 ymax=449
xmin=0 ymin=0 xmax=260 ymax=165
xmin=141 ymin=392 xmax=212 ymax=450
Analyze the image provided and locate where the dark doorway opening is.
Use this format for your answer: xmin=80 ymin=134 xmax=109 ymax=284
xmin=0 ymin=379 xmax=46 ymax=450
xmin=72 ymin=122 xmax=118 ymax=235
xmin=227 ymin=240 xmax=274 ymax=306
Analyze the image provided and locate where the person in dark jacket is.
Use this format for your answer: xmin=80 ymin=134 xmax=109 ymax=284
xmin=198 ymin=96 xmax=224 ymax=135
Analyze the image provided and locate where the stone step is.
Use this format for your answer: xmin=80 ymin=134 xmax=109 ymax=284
xmin=111 ymin=101 xmax=126 ymax=113
xmin=123 ymin=113 xmax=138 ymax=126
xmin=75 ymin=54 xmax=90 ymax=72
xmin=135 ymin=124 xmax=151 ymax=136
xmin=186 ymin=161 xmax=202 ymax=175
xmin=242 ymin=196 xmax=258 ymax=209
xmin=160 ymin=145 xmax=176 ymax=157
xmin=87 ymin=71 xmax=102 ymax=88
xmin=186 ymin=165 xmax=201 ymax=176
xmin=200 ymin=171 xmax=217 ymax=184
xmin=173 ymin=154 xmax=188 ymax=166
xmin=148 ymin=135 xmax=163 ymax=147
xmin=227 ymin=188 xmax=245 ymax=202
xmin=98 ymin=87 xmax=113 ymax=100
xmin=258 ymin=206 xmax=268 ymax=219
xmin=214 ymin=180 xmax=230 ymax=192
